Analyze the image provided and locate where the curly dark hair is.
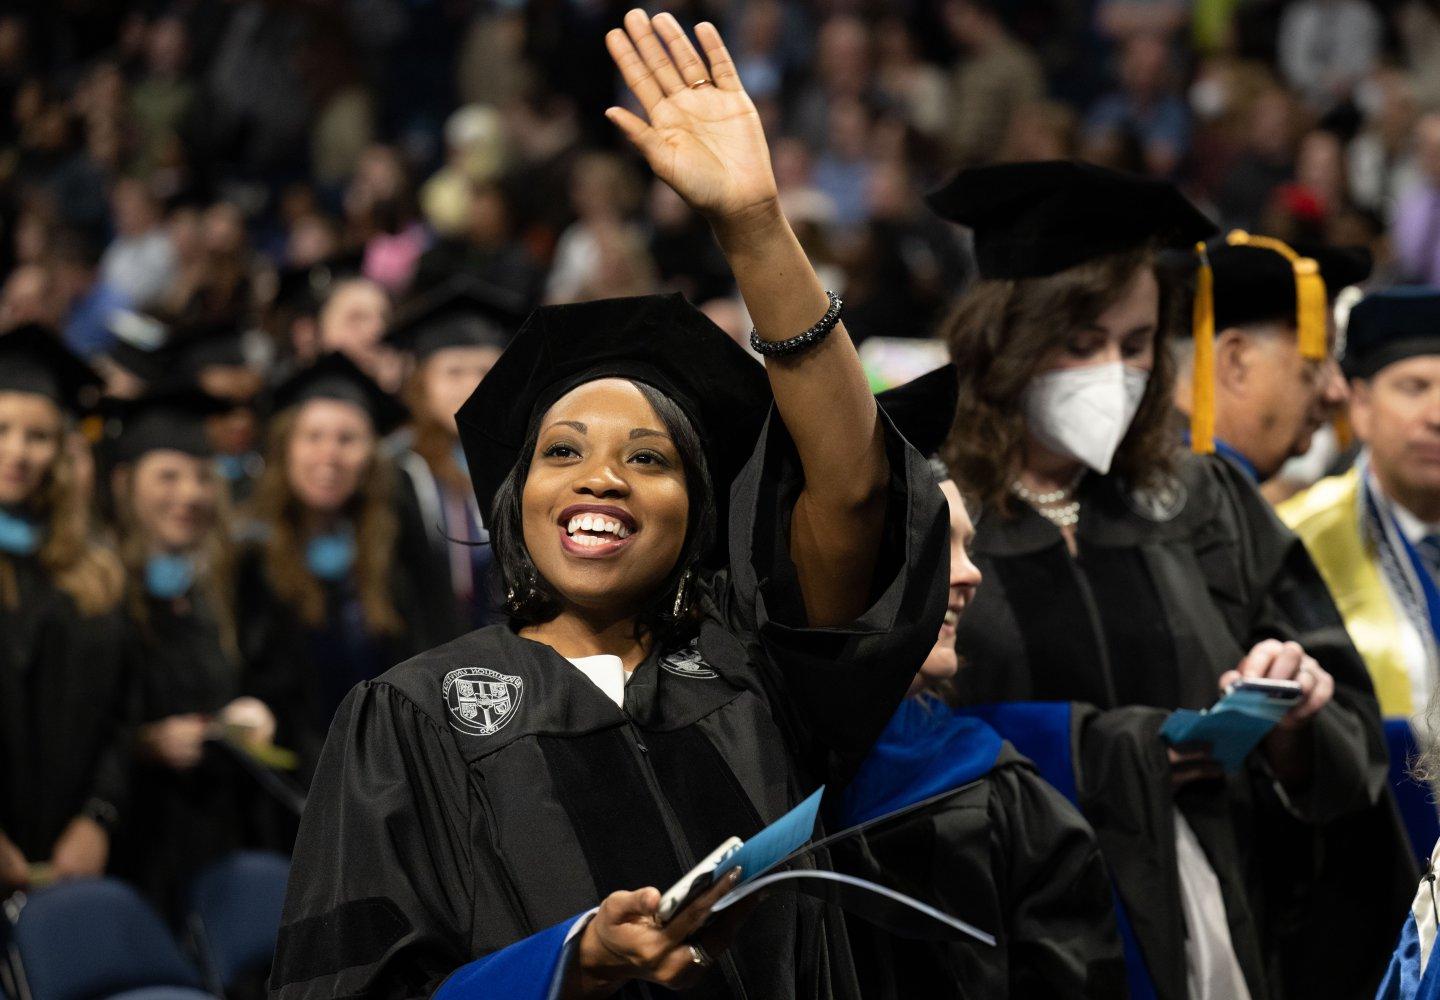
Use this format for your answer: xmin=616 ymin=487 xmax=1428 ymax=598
xmin=487 ymin=380 xmax=716 ymax=643
xmin=940 ymin=244 xmax=1184 ymax=516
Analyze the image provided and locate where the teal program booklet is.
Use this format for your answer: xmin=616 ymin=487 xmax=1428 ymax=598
xmin=670 ymin=786 xmax=997 ymax=946
xmin=1160 ymin=685 xmax=1296 ymax=772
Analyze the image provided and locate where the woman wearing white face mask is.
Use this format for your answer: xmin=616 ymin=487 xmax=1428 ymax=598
xmin=931 ymin=162 xmax=1414 ymax=1000
xmin=107 ymin=389 xmax=280 ymax=915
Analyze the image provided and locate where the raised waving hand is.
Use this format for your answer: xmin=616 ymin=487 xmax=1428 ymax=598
xmin=606 ymin=9 xmax=890 ymax=631
xmin=605 ymin=11 xmax=778 ymax=224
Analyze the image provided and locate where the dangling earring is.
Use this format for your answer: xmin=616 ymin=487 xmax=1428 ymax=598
xmin=672 ymin=568 xmax=693 ymax=619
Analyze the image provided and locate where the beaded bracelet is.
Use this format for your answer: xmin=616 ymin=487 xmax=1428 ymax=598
xmin=748 ymin=290 xmax=844 ymax=357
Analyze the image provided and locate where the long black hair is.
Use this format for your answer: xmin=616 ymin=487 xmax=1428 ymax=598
xmin=488 ymin=380 xmax=716 ymax=642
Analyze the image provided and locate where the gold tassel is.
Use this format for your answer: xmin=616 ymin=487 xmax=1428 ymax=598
xmin=1225 ymin=230 xmax=1328 ymax=360
xmin=1293 ymin=259 xmax=1327 ymax=360
xmin=1192 ymin=241 xmax=1216 ymax=455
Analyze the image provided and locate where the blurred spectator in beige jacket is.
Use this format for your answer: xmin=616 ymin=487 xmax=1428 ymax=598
xmin=943 ymin=0 xmax=1045 ymax=168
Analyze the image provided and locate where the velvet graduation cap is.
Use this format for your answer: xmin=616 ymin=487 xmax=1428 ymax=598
xmin=104 ymin=309 xmax=171 ymax=385
xmin=169 ymin=321 xmax=250 ymax=376
xmin=1341 ymin=287 xmax=1440 ymax=379
xmin=924 ymin=160 xmax=1217 ymax=280
xmin=1187 ymin=231 xmax=1371 ymax=453
xmin=269 ymin=352 xmax=409 ymax=436
xmin=274 ymin=251 xmax=366 ymax=317
xmin=109 ymin=389 xmax=231 ymax=464
xmin=457 ymin=293 xmax=772 ymax=546
xmin=1208 ymin=237 xmax=1371 ymax=334
xmin=385 ymin=275 xmax=523 ymax=360
xmin=874 ymin=364 xmax=958 ymax=459
xmin=0 ymin=324 xmax=101 ymax=415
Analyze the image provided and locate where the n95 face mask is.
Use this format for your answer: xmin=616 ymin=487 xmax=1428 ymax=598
xmin=1021 ymin=363 xmax=1150 ymax=475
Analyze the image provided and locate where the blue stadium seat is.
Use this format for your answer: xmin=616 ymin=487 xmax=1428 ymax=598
xmin=185 ymin=852 xmax=290 ymax=994
xmin=2 ymin=878 xmax=214 ymax=1000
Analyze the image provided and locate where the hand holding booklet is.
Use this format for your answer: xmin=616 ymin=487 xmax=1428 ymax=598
xmin=1160 ymin=677 xmax=1302 ymax=772
xmin=658 ymin=786 xmax=995 ymax=946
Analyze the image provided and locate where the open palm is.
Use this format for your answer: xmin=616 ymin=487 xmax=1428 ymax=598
xmin=606 ymin=11 xmax=779 ymax=221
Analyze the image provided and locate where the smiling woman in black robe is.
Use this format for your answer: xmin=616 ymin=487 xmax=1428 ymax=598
xmin=271 ymin=12 xmax=947 ymax=1000
xmin=105 ymin=390 xmax=283 ymax=916
xmin=237 ymin=353 xmax=435 ymax=782
xmin=0 ymin=327 xmax=128 ymax=894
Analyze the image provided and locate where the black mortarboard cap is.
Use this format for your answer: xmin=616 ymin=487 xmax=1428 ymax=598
xmin=107 ymin=340 xmax=169 ymax=385
xmin=0 ymin=325 xmax=102 ymax=414
xmin=456 ymin=293 xmax=772 ymax=548
xmin=1341 ymin=288 xmax=1440 ymax=379
xmin=875 ymin=364 xmax=958 ymax=458
xmin=103 ymin=309 xmax=171 ymax=384
xmin=385 ymin=275 xmax=523 ymax=359
xmin=110 ymin=389 xmax=230 ymax=463
xmin=925 ymin=160 xmax=1217 ymax=279
xmin=269 ymin=352 xmax=409 ymax=436
xmin=1210 ymin=240 xmax=1371 ymax=332
xmin=274 ymin=251 xmax=365 ymax=316
xmin=170 ymin=321 xmax=249 ymax=374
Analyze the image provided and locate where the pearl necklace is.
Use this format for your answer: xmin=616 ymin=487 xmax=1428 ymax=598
xmin=1011 ymin=470 xmax=1085 ymax=529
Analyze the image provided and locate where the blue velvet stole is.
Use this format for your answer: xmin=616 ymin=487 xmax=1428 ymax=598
xmin=433 ymin=913 xmax=588 ymax=1000
xmin=840 ymin=696 xmax=1004 ymax=828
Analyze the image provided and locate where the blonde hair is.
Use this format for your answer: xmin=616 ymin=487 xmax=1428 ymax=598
xmin=112 ymin=455 xmax=240 ymax=659
xmin=0 ymin=416 xmax=123 ymax=616
xmin=247 ymin=407 xmax=403 ymax=634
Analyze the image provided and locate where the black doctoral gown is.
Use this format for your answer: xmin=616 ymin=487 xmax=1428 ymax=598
xmin=0 ymin=555 xmax=129 ymax=861
xmin=953 ymin=452 xmax=1417 ymax=1000
xmin=270 ymin=412 xmax=948 ymax=1000
xmin=111 ymin=589 xmax=276 ymax=915
xmin=841 ymin=737 xmax=1126 ymax=999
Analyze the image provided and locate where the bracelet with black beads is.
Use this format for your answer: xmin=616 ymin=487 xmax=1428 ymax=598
xmin=748 ymin=290 xmax=843 ymax=357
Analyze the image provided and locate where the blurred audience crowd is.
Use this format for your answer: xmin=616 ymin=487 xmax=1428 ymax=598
xmin=12 ymin=0 xmax=1440 ymax=364
xmin=10 ymin=0 xmax=1440 ymax=357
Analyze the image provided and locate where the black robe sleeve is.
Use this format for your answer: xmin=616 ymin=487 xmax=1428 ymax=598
xmin=271 ymin=680 xmax=475 ymax=1000
xmin=1203 ymin=456 xmax=1392 ymax=823
xmin=717 ymin=407 xmax=949 ymax=776
xmin=1071 ymin=705 xmax=1192 ymax=1000
xmin=839 ymin=747 xmax=1123 ymax=1000
xmin=992 ymin=756 xmax=1126 ymax=999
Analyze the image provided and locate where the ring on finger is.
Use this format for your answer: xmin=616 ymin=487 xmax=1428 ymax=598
xmin=689 ymin=943 xmax=714 ymax=968
xmin=689 ymin=78 xmax=713 ymax=89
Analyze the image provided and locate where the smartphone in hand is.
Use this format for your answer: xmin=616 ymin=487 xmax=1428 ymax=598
xmin=1224 ymin=677 xmax=1303 ymax=701
xmin=657 ymin=837 xmax=743 ymax=924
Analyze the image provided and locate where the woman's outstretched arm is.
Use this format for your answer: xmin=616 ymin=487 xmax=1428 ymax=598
xmin=605 ymin=9 xmax=888 ymax=627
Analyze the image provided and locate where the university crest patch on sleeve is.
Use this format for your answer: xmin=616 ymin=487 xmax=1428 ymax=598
xmin=1124 ymin=475 xmax=1188 ymax=523
xmin=443 ymin=666 xmax=524 ymax=736
xmin=660 ymin=640 xmax=719 ymax=679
